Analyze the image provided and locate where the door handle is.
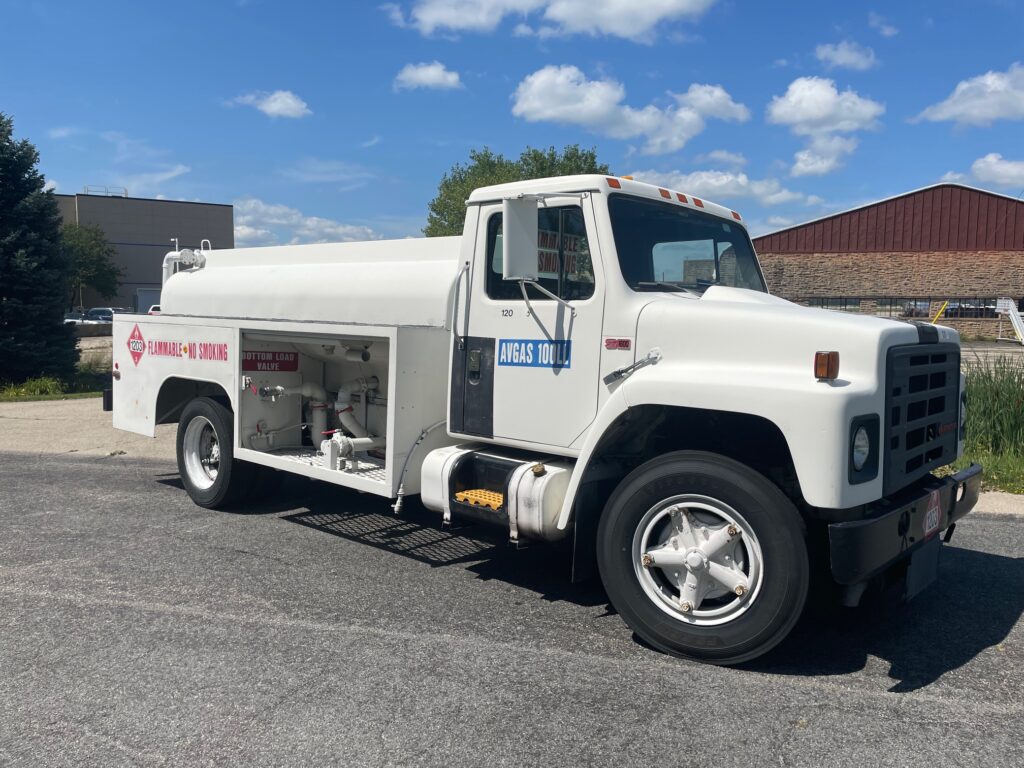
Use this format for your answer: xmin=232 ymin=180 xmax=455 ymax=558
xmin=468 ymin=349 xmax=482 ymax=382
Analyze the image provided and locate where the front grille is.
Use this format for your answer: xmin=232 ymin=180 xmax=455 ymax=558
xmin=884 ymin=343 xmax=960 ymax=495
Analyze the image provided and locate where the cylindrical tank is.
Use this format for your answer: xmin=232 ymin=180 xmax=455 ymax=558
xmin=161 ymin=237 xmax=462 ymax=328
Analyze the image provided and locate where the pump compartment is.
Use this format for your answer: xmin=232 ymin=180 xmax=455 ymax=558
xmin=113 ymin=314 xmax=456 ymax=499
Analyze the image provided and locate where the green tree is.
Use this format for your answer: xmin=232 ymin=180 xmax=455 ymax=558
xmin=0 ymin=113 xmax=77 ymax=383
xmin=62 ymin=223 xmax=122 ymax=309
xmin=424 ymin=145 xmax=610 ymax=237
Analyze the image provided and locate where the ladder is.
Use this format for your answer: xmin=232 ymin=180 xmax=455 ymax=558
xmin=996 ymin=298 xmax=1024 ymax=345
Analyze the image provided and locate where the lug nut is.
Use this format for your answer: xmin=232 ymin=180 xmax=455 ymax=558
xmin=641 ymin=554 xmax=653 ymax=568
xmin=680 ymin=601 xmax=693 ymax=613
xmin=734 ymin=585 xmax=746 ymax=596
xmin=727 ymin=524 xmax=739 ymax=536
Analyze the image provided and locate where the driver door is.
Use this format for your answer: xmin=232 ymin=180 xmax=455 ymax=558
xmin=450 ymin=196 xmax=606 ymax=450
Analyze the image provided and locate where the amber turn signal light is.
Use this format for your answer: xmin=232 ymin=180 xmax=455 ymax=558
xmin=814 ymin=351 xmax=840 ymax=381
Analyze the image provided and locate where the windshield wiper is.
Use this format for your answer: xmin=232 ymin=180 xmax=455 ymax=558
xmin=636 ymin=281 xmax=689 ymax=293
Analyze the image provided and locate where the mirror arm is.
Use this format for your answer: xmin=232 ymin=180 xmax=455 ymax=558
xmin=519 ymin=279 xmax=577 ymax=318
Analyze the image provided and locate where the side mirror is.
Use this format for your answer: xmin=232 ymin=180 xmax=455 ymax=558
xmin=502 ymin=196 xmax=539 ymax=282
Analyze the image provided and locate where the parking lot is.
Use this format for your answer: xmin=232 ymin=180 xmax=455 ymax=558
xmin=1 ymin=399 xmax=1022 ymax=766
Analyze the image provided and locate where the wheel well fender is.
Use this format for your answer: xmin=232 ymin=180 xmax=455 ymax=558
xmin=156 ymin=376 xmax=232 ymax=425
xmin=560 ymin=396 xmax=802 ymax=533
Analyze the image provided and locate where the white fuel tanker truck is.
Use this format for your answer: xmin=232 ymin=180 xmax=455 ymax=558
xmin=112 ymin=175 xmax=981 ymax=664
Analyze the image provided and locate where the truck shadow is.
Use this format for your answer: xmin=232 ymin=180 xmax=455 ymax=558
xmin=167 ymin=470 xmax=1020 ymax=688
xmin=747 ymin=545 xmax=1024 ymax=692
xmin=270 ymin=475 xmax=609 ymax=608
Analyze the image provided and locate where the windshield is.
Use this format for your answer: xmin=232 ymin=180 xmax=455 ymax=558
xmin=608 ymin=194 xmax=766 ymax=294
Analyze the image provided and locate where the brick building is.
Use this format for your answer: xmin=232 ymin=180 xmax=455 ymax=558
xmin=753 ymin=183 xmax=1024 ymax=340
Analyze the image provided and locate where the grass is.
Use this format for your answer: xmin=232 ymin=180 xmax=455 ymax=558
xmin=0 ymin=356 xmax=112 ymax=403
xmin=956 ymin=356 xmax=1024 ymax=493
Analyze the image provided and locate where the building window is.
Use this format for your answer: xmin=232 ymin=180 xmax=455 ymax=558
xmin=944 ymin=299 xmax=998 ymax=319
xmin=874 ymin=298 xmax=930 ymax=319
xmin=806 ymin=297 xmax=862 ymax=313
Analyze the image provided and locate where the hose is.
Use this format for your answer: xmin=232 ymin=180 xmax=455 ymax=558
xmin=391 ymin=420 xmax=447 ymax=514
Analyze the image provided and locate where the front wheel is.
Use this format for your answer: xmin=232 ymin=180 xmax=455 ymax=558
xmin=176 ymin=397 xmax=254 ymax=509
xmin=597 ymin=451 xmax=808 ymax=665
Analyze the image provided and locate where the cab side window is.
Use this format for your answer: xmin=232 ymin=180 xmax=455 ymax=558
xmin=485 ymin=206 xmax=595 ymax=301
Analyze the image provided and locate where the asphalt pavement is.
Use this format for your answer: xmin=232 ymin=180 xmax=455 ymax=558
xmin=1 ymin=451 xmax=1021 ymax=767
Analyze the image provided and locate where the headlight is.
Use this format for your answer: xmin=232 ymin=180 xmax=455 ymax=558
xmin=852 ymin=426 xmax=871 ymax=471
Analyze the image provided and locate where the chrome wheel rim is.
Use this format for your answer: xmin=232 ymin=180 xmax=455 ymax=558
xmin=632 ymin=494 xmax=764 ymax=627
xmin=183 ymin=416 xmax=220 ymax=491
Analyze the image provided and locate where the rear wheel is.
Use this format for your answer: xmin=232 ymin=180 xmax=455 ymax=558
xmin=597 ymin=451 xmax=808 ymax=665
xmin=176 ymin=397 xmax=253 ymax=509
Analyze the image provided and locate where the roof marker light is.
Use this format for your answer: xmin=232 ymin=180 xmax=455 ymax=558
xmin=607 ymin=177 xmax=621 ymax=189
xmin=620 ymin=175 xmax=634 ymax=180
xmin=676 ymin=193 xmax=688 ymax=203
xmin=732 ymin=211 xmax=742 ymax=221
xmin=693 ymin=197 xmax=705 ymax=208
xmin=659 ymin=188 xmax=671 ymax=199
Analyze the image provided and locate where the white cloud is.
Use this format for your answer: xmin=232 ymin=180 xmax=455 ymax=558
xmin=917 ymin=63 xmax=1024 ymax=126
xmin=280 ymin=158 xmax=375 ymax=188
xmin=767 ymin=76 xmax=884 ymax=176
xmin=768 ymin=77 xmax=884 ymax=135
xmin=675 ymin=83 xmax=749 ymax=121
xmin=115 ymin=164 xmax=191 ymax=196
xmin=234 ymin=198 xmax=381 ymax=246
xmin=393 ymin=0 xmax=716 ymax=42
xmin=868 ymin=12 xmax=898 ymax=37
xmin=47 ymin=127 xmax=77 ymax=140
xmin=815 ymin=41 xmax=877 ymax=71
xmin=100 ymin=132 xmax=168 ymax=163
xmin=628 ymin=168 xmax=809 ymax=206
xmin=971 ymin=153 xmax=1024 ymax=187
xmin=512 ymin=65 xmax=748 ymax=155
xmin=940 ymin=170 xmax=968 ymax=183
xmin=234 ymin=223 xmax=276 ymax=247
xmin=43 ymin=180 xmax=59 ymax=192
xmin=696 ymin=149 xmax=746 ymax=167
xmin=766 ymin=215 xmax=795 ymax=227
xmin=791 ymin=135 xmax=859 ymax=177
xmin=394 ymin=61 xmax=464 ymax=91
xmin=380 ymin=2 xmax=407 ymax=26
xmin=229 ymin=90 xmax=312 ymax=119
xmin=539 ymin=0 xmax=716 ymax=42
xmin=361 ymin=135 xmax=382 ymax=148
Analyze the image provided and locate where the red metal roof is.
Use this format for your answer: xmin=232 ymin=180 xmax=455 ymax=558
xmin=753 ymin=184 xmax=1024 ymax=254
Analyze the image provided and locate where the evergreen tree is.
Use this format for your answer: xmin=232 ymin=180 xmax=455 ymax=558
xmin=0 ymin=113 xmax=77 ymax=383
xmin=424 ymin=145 xmax=609 ymax=237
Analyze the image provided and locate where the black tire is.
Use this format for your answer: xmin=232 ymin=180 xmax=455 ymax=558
xmin=597 ymin=451 xmax=809 ymax=665
xmin=176 ymin=397 xmax=254 ymax=509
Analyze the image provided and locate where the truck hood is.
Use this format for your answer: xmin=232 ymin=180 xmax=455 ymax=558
xmin=635 ymin=286 xmax=959 ymax=383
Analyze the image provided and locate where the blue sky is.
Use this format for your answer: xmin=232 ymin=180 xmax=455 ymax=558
xmin=3 ymin=0 xmax=1023 ymax=243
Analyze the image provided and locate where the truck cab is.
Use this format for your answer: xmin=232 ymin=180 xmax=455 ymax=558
xmin=112 ymin=174 xmax=982 ymax=665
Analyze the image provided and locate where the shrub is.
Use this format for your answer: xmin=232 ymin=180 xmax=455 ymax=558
xmin=1 ymin=376 xmax=65 ymax=398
